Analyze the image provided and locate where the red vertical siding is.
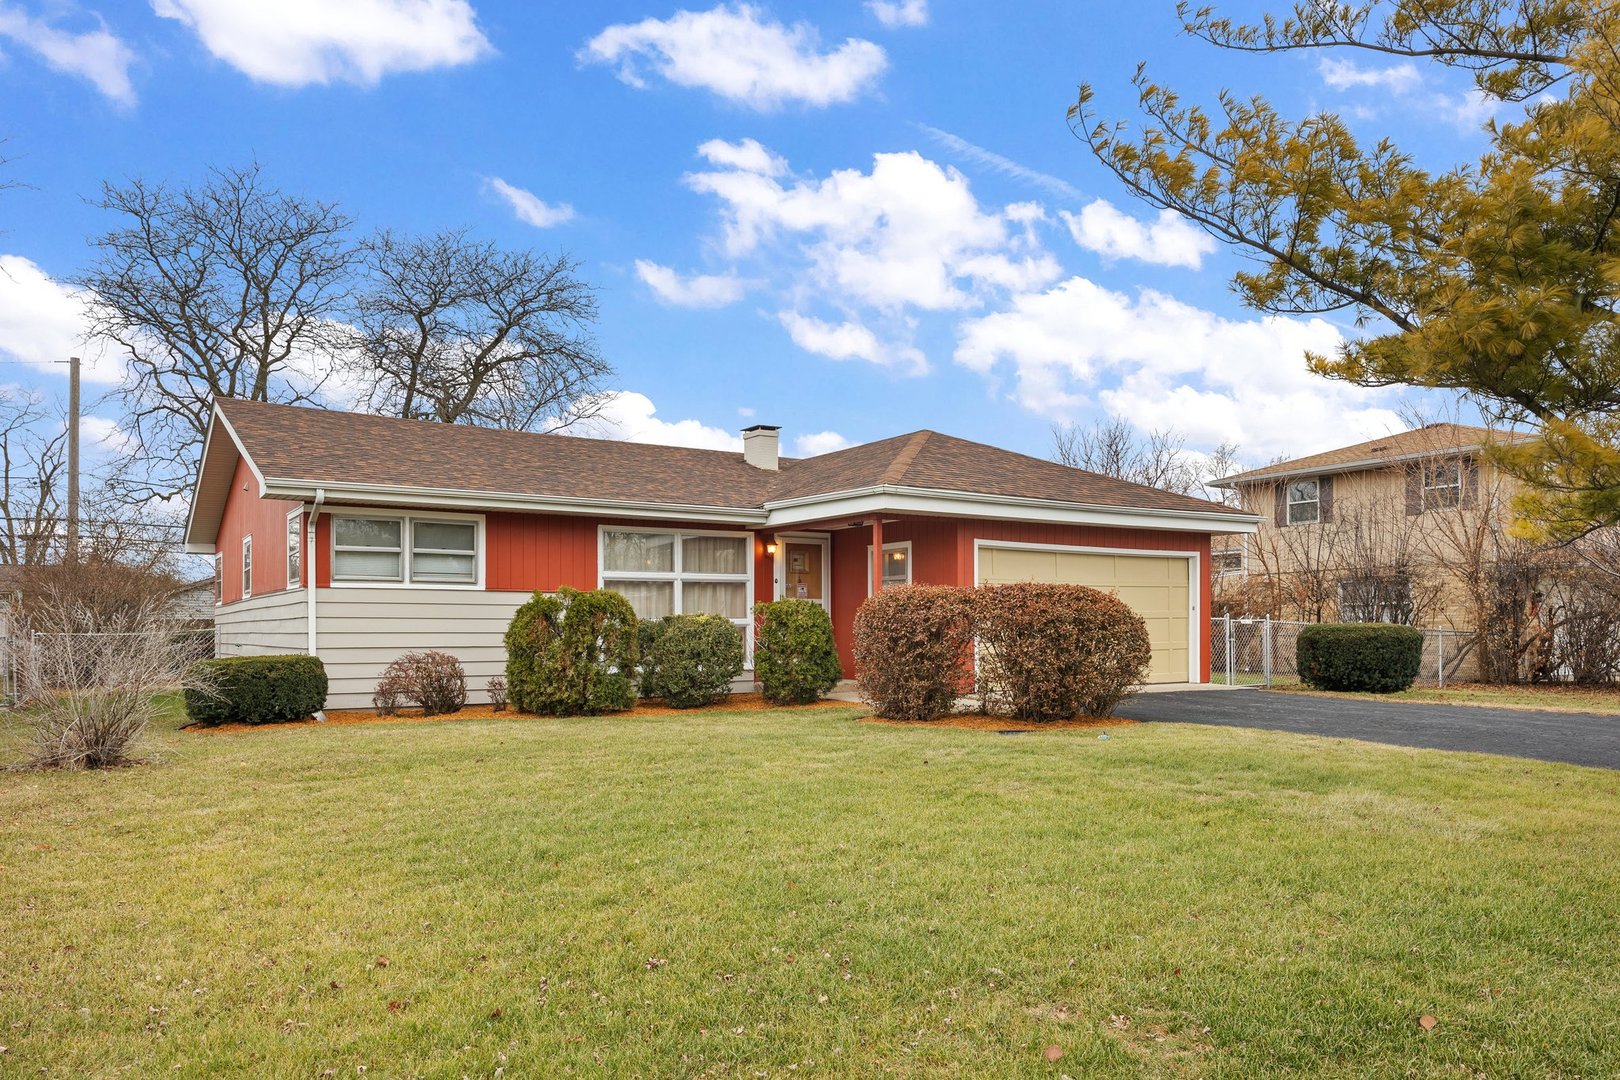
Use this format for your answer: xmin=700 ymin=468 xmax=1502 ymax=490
xmin=215 ymin=457 xmax=300 ymax=605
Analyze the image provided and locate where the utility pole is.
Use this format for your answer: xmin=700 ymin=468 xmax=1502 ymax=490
xmin=66 ymin=355 xmax=80 ymax=565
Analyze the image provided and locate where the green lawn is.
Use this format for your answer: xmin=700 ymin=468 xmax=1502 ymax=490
xmin=1270 ymin=682 xmax=1620 ymax=715
xmin=3 ymin=702 xmax=1619 ymax=1077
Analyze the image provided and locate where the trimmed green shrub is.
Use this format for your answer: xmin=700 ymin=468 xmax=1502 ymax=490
xmin=1297 ymin=623 xmax=1423 ymax=692
xmin=504 ymin=587 xmax=639 ymax=715
xmin=373 ymin=650 xmax=466 ymax=716
xmin=853 ymin=584 xmax=976 ymax=721
xmin=183 ymin=654 xmax=328 ymax=726
xmin=638 ymin=614 xmax=746 ymax=708
xmin=753 ymin=599 xmax=843 ymax=705
xmin=973 ymin=583 xmax=1151 ymax=720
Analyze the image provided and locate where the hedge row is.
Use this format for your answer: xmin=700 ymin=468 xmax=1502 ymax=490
xmin=1297 ymin=623 xmax=1423 ymax=692
xmin=853 ymin=583 xmax=1152 ymax=722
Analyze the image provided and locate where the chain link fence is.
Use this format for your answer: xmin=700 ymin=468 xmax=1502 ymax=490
xmin=1211 ymin=615 xmax=1473 ymax=688
xmin=5 ymin=626 xmax=214 ymax=705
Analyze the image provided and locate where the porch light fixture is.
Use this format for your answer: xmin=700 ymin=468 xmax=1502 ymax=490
xmin=765 ymin=542 xmax=777 ymax=555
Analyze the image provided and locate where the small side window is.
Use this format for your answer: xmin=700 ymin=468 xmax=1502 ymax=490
xmin=242 ymin=536 xmax=253 ymax=599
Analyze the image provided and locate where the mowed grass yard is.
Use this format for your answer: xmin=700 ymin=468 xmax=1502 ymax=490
xmin=3 ymin=702 xmax=1620 ymax=1078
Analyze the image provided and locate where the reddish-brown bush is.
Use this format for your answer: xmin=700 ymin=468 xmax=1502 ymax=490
xmin=853 ymin=585 xmax=976 ymax=720
xmin=973 ymin=583 xmax=1151 ymax=720
xmin=373 ymin=650 xmax=467 ymax=716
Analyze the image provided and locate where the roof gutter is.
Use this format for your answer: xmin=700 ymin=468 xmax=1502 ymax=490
xmin=1212 ymin=440 xmax=1507 ymax=488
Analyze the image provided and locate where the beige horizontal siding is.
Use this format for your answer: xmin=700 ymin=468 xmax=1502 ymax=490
xmin=215 ymin=590 xmax=307 ymax=656
xmin=315 ymin=588 xmax=531 ymax=709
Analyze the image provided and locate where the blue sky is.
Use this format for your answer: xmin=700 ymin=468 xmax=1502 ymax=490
xmin=0 ymin=0 xmax=1501 ymax=475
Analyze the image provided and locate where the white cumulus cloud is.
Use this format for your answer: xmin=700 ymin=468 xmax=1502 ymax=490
xmin=152 ymin=0 xmax=491 ymax=87
xmin=0 ymin=255 xmax=121 ymax=383
xmin=687 ymin=144 xmax=1059 ymax=312
xmin=792 ymin=430 xmax=851 ymax=457
xmin=1061 ymin=201 xmax=1214 ymax=269
xmin=867 ymin=0 xmax=927 ymax=29
xmin=635 ymin=260 xmax=748 ymax=308
xmin=697 ymin=136 xmax=787 ymax=176
xmin=954 ymin=275 xmax=1403 ymax=460
xmin=578 ymin=390 xmax=741 ymax=451
xmin=778 ymin=311 xmax=927 ymax=374
xmin=0 ymin=2 xmax=136 ymax=106
xmin=580 ymin=3 xmax=886 ymax=110
xmin=1318 ymin=57 xmax=1422 ymax=94
xmin=485 ymin=177 xmax=575 ymax=228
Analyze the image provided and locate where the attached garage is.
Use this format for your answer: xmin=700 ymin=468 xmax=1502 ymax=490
xmin=975 ymin=542 xmax=1196 ymax=684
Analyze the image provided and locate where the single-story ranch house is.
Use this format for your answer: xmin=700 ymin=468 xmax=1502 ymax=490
xmin=185 ymin=400 xmax=1260 ymax=708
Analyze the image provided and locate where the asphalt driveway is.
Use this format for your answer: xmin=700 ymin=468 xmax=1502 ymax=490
xmin=1114 ymin=688 xmax=1620 ymax=769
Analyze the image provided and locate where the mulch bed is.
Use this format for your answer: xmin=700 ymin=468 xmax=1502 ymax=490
xmin=860 ymin=714 xmax=1137 ymax=732
xmin=191 ymin=692 xmax=855 ymax=734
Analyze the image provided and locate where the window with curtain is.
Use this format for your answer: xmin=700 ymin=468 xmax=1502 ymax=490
xmin=286 ymin=511 xmax=302 ymax=590
xmin=331 ymin=515 xmax=480 ymax=585
xmin=602 ymin=530 xmax=753 ymax=653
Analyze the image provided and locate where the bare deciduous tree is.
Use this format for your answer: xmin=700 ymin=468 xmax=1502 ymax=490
xmin=343 ymin=230 xmax=609 ymax=430
xmin=0 ymin=390 xmax=65 ymax=567
xmin=1051 ymin=417 xmax=1241 ymax=501
xmin=76 ymin=162 xmax=355 ymax=499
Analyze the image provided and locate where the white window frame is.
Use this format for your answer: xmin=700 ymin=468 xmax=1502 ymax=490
xmin=598 ymin=526 xmax=755 ymax=664
xmin=866 ymin=540 xmax=913 ymax=595
xmin=214 ymin=553 xmax=222 ymax=605
xmin=286 ymin=508 xmax=303 ymax=591
xmin=328 ymin=510 xmax=484 ymax=589
xmin=1286 ymin=479 xmax=1321 ymax=525
xmin=1422 ymin=458 xmax=1462 ymax=511
xmin=241 ymin=535 xmax=253 ymax=599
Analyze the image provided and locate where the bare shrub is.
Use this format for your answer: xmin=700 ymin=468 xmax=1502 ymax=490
xmin=973 ymin=583 xmax=1152 ymax=720
xmin=373 ymin=650 xmax=466 ymax=716
xmin=486 ymin=675 xmax=508 ymax=711
xmin=854 ymin=585 xmax=976 ymax=721
xmin=11 ymin=591 xmax=214 ymax=770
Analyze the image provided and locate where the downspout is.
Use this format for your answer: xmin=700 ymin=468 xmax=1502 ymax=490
xmin=308 ymin=488 xmax=326 ymax=721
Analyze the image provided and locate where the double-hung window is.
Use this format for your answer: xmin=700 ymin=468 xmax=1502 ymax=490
xmin=866 ymin=541 xmax=912 ymax=593
xmin=1422 ymin=458 xmax=1462 ymax=510
xmin=241 ymin=536 xmax=253 ymax=598
xmin=601 ymin=529 xmax=752 ymax=654
xmin=331 ymin=514 xmax=479 ymax=586
xmin=1286 ymin=479 xmax=1320 ymax=525
xmin=286 ymin=510 xmax=302 ymax=589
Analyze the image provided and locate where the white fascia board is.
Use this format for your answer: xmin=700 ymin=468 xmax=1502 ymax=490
xmin=1210 ymin=440 xmax=1506 ymax=489
xmin=259 ymin=478 xmax=769 ymax=525
xmin=764 ymin=486 xmax=1260 ymax=534
xmin=183 ymin=405 xmax=265 ymax=547
xmin=184 ymin=542 xmax=218 ymax=555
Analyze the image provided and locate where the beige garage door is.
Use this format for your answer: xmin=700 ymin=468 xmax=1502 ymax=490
xmin=978 ymin=546 xmax=1192 ymax=684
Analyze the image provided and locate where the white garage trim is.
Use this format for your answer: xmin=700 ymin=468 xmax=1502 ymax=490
xmin=972 ymin=539 xmax=1202 ymax=685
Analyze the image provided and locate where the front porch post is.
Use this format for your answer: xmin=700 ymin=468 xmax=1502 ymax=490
xmin=871 ymin=518 xmax=884 ymax=595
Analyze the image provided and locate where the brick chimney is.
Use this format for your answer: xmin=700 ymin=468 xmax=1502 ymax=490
xmin=742 ymin=424 xmax=780 ymax=471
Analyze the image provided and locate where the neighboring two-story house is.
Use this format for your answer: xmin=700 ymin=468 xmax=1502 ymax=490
xmin=1208 ymin=423 xmax=1520 ymax=634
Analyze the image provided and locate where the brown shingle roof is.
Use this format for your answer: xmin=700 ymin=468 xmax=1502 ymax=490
xmin=217 ymin=400 xmax=1246 ymax=517
xmin=1216 ymin=424 xmax=1511 ymax=486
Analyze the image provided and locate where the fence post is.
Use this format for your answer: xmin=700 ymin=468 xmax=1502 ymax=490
xmin=1262 ymin=615 xmax=1273 ymax=688
xmin=1437 ymin=629 xmax=1445 ymax=690
xmin=1224 ymin=613 xmax=1233 ymax=687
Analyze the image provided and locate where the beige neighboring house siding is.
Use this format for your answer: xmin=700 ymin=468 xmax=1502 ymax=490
xmin=215 ymin=590 xmax=308 ymax=656
xmin=1214 ymin=452 xmax=1521 ymax=634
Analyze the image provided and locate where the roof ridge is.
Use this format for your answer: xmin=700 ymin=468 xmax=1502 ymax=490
xmin=878 ymin=430 xmax=931 ymax=486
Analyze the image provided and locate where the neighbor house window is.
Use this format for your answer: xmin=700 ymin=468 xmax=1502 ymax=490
xmin=241 ymin=536 xmax=253 ymax=599
xmin=601 ymin=529 xmax=752 ymax=650
xmin=331 ymin=514 xmax=480 ymax=585
xmin=1212 ymin=545 xmax=1245 ymax=576
xmin=1338 ymin=574 xmax=1414 ymax=624
xmin=1423 ymin=458 xmax=1462 ymax=510
xmin=286 ymin=510 xmax=302 ymax=589
xmin=867 ymin=541 xmax=912 ymax=593
xmin=1286 ymin=479 xmax=1321 ymax=525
